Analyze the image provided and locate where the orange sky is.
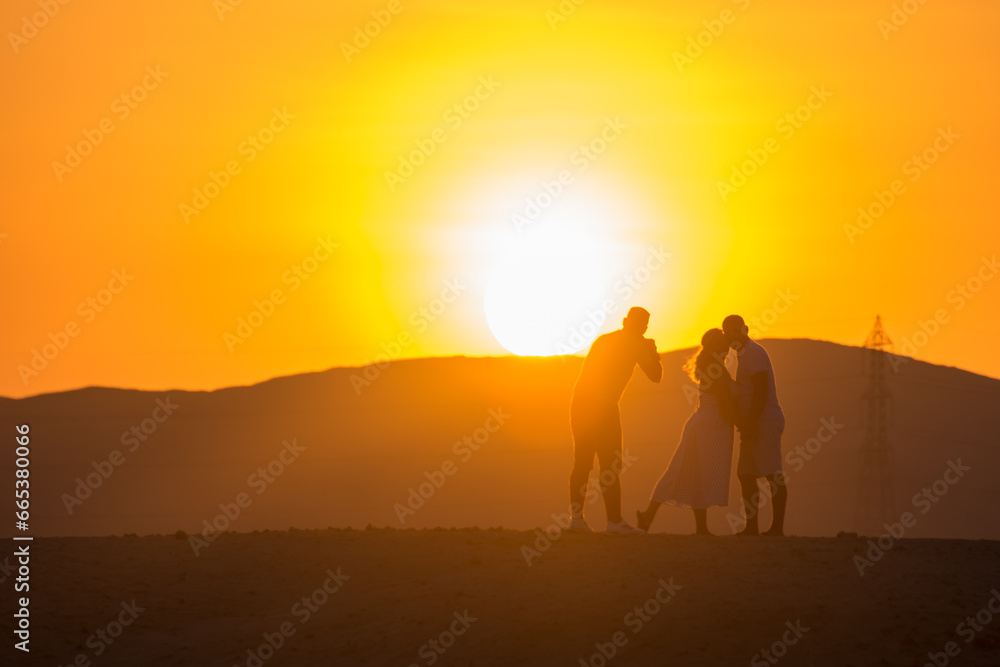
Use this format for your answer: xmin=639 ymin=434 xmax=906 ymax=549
xmin=1 ymin=0 xmax=998 ymax=398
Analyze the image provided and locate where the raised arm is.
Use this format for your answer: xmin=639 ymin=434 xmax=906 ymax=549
xmin=638 ymin=338 xmax=662 ymax=383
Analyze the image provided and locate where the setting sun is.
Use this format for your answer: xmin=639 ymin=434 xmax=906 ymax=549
xmin=485 ymin=221 xmax=611 ymax=356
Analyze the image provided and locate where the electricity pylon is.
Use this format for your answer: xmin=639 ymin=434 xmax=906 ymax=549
xmin=855 ymin=316 xmax=896 ymax=535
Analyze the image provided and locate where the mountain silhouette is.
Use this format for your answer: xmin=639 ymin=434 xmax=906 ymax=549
xmin=3 ymin=339 xmax=997 ymax=539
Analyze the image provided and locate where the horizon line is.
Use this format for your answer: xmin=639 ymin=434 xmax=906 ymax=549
xmin=4 ymin=336 xmax=997 ymax=401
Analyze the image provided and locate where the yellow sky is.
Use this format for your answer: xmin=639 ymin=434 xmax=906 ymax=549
xmin=1 ymin=0 xmax=998 ymax=397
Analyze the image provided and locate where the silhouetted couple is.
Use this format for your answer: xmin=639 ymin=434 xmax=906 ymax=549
xmin=568 ymin=309 xmax=786 ymax=536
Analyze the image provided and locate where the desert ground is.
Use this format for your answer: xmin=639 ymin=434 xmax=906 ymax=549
xmin=13 ymin=529 xmax=1000 ymax=667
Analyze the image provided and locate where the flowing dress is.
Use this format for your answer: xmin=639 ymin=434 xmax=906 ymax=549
xmin=650 ymin=376 xmax=736 ymax=508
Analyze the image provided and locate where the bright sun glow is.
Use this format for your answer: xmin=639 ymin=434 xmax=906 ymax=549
xmin=484 ymin=192 xmax=627 ymax=356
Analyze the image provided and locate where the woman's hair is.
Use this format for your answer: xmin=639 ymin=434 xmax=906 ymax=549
xmin=684 ymin=328 xmax=729 ymax=384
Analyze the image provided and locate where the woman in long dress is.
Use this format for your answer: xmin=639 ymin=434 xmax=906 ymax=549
xmin=636 ymin=328 xmax=736 ymax=535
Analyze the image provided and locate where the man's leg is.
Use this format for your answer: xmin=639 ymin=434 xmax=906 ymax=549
xmin=736 ymin=429 xmax=762 ymax=536
xmin=569 ymin=455 xmax=593 ymax=518
xmin=601 ymin=470 xmax=623 ymax=524
xmin=596 ymin=414 xmax=625 ymax=524
xmin=737 ymin=474 xmax=759 ymax=535
xmin=569 ymin=409 xmax=594 ymax=518
xmin=764 ymin=473 xmax=787 ymax=536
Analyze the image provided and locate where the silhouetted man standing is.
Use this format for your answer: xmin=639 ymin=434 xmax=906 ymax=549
xmin=569 ymin=307 xmax=662 ymax=534
xmin=723 ymin=314 xmax=787 ymax=536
